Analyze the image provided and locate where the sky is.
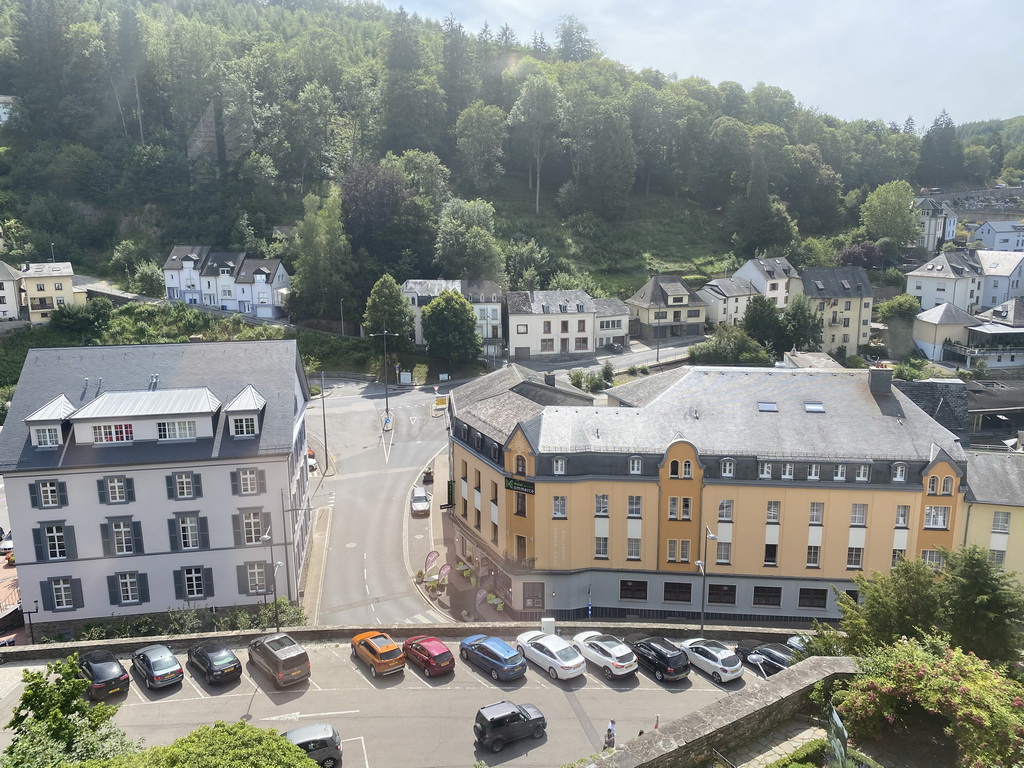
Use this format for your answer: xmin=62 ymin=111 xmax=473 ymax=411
xmin=387 ymin=0 xmax=1024 ymax=127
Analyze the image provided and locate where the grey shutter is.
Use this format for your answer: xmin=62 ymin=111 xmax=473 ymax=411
xmin=125 ymin=478 xmax=135 ymax=502
xmin=236 ymin=565 xmax=248 ymax=595
xmin=193 ymin=474 xmax=203 ymax=498
xmin=70 ymin=578 xmax=84 ymax=609
xmin=63 ymin=526 xmax=77 ymax=560
xmin=172 ymin=569 xmax=184 ymax=600
xmin=167 ymin=519 xmax=181 ymax=552
xmin=39 ymin=581 xmax=54 ymax=611
xmin=166 ymin=475 xmax=175 ymax=499
xmin=138 ymin=573 xmax=150 ymax=603
xmin=257 ymin=470 xmax=267 ymax=494
xmin=32 ymin=528 xmax=44 ymax=561
xmin=198 ymin=517 xmax=210 ymax=549
xmin=100 ymin=523 xmax=112 ymax=556
xmin=230 ymin=471 xmax=239 ymax=496
xmin=266 ymin=564 xmax=276 ymax=591
xmin=231 ymin=514 xmax=242 ymax=546
xmin=97 ymin=479 xmax=108 ymax=504
xmin=57 ymin=482 xmax=68 ymax=507
xmin=132 ymin=521 xmax=144 ymax=554
xmin=29 ymin=483 xmax=39 ymax=509
xmin=107 ymin=575 xmax=119 ymax=605
xmin=261 ymin=511 xmax=272 ymax=538
xmin=203 ymin=567 xmax=215 ymax=598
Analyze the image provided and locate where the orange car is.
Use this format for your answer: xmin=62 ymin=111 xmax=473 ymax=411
xmin=351 ymin=631 xmax=405 ymax=678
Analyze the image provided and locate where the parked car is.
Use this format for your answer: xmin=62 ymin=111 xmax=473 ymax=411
xmin=78 ymin=649 xmax=130 ymax=700
xmin=307 ymin=457 xmax=319 ymax=473
xmin=678 ymin=638 xmax=743 ymax=683
xmin=473 ymin=700 xmax=546 ymax=753
xmin=734 ymin=639 xmax=795 ymax=677
xmin=571 ymin=631 xmax=638 ymax=679
xmin=410 ymin=485 xmax=430 ymax=515
xmin=187 ymin=639 xmax=243 ymax=684
xmin=248 ymin=632 xmax=311 ymax=688
xmin=351 ymin=631 xmax=405 ymax=678
xmin=131 ymin=644 xmax=184 ymax=690
xmin=403 ymin=635 xmax=454 ymax=677
xmin=623 ymin=633 xmax=690 ymax=682
xmin=515 ymin=630 xmax=586 ymax=680
xmin=0 ymin=532 xmax=12 ymax=553
xmin=459 ymin=635 xmax=527 ymax=681
xmin=282 ymin=723 xmax=343 ymax=768
xmin=786 ymin=634 xmax=811 ymax=654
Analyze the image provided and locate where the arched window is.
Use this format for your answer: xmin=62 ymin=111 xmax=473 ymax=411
xmin=893 ymin=463 xmax=907 ymax=482
xmin=515 ymin=455 xmax=526 ymax=475
xmin=669 ymin=460 xmax=680 ymax=478
xmin=721 ymin=458 xmax=735 ymax=478
xmin=927 ymin=476 xmax=938 ymax=494
xmin=941 ymin=476 xmax=953 ymax=495
xmin=629 ymin=456 xmax=642 ymax=474
xmin=553 ymin=457 xmax=566 ymax=475
xmin=682 ymin=461 xmax=693 ymax=479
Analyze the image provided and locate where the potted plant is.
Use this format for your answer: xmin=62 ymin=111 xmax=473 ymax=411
xmin=415 ymin=569 xmax=424 ymax=584
xmin=428 ymin=584 xmax=438 ymax=600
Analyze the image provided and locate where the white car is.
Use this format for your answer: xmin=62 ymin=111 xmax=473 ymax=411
xmin=0 ymin=532 xmax=12 ymax=553
xmin=571 ymin=631 xmax=638 ymax=679
xmin=678 ymin=638 xmax=744 ymax=683
xmin=516 ymin=631 xmax=586 ymax=680
xmin=410 ymin=485 xmax=430 ymax=515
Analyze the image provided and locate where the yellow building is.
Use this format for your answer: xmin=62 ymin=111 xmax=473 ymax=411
xmin=20 ymin=262 xmax=85 ymax=323
xmin=800 ymin=267 xmax=874 ymax=356
xmin=449 ymin=364 xmax=966 ymax=623
xmin=962 ymin=450 xmax=1024 ymax=574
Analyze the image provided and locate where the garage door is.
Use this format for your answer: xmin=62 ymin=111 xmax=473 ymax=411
xmin=514 ymin=347 xmax=531 ymax=360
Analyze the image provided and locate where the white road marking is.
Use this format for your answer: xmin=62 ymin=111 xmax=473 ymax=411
xmin=262 ymin=709 xmax=361 ymax=722
xmin=312 ymin=504 xmax=334 ymax=627
xmin=184 ymin=676 xmax=203 ymax=696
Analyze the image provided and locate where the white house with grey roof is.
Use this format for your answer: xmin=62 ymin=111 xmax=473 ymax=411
xmin=0 ymin=261 xmax=22 ymax=320
xmin=163 ymin=245 xmax=291 ymax=319
xmin=733 ymin=257 xmax=800 ymax=308
xmin=973 ymin=220 xmax=1024 ymax=252
xmin=506 ymin=290 xmax=598 ymax=361
xmin=697 ymin=276 xmax=758 ymax=326
xmin=402 ymin=278 xmax=504 ymax=358
xmin=914 ymin=197 xmax=957 ymax=252
xmin=0 ymin=340 xmax=312 ymax=633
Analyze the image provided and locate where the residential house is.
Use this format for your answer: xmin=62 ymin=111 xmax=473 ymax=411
xmin=447 ymin=364 xmax=967 ymax=622
xmin=913 ymin=302 xmax=982 ymax=361
xmin=625 ymin=275 xmax=706 ymax=342
xmin=733 ymin=257 xmax=800 ymax=308
xmin=21 ymin=262 xmax=87 ymax=323
xmin=944 ymin=297 xmax=1024 ymax=371
xmin=972 ymin=220 xmax=1024 ymax=252
xmin=914 ymin=197 xmax=958 ymax=252
xmin=593 ymin=298 xmax=631 ymax=350
xmin=962 ymin=450 xmax=1024 ymax=574
xmin=162 ymin=246 xmax=291 ymax=319
xmin=506 ymin=290 xmax=597 ymax=361
xmin=697 ymin=276 xmax=759 ymax=326
xmin=401 ymin=279 xmax=504 ymax=359
xmin=0 ymin=340 xmax=313 ymax=634
xmin=974 ymin=250 xmax=1024 ymax=311
xmin=401 ymin=279 xmax=461 ymax=347
xmin=905 ymin=250 xmax=982 ymax=313
xmin=800 ymin=267 xmax=873 ymax=355
xmin=964 ymin=378 xmax=1024 ymax=445
xmin=0 ymin=261 xmax=22 ymax=320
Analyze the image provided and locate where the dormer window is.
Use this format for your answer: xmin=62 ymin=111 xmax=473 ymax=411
xmin=220 ymin=268 xmax=231 ymax=275
xmin=553 ymin=457 xmax=566 ymax=475
xmin=158 ymin=420 xmax=197 ymax=440
xmin=34 ymin=427 xmax=61 ymax=448
xmin=629 ymin=456 xmax=642 ymax=474
xmin=232 ymin=416 xmax=258 ymax=437
xmin=893 ymin=463 xmax=907 ymax=482
xmin=93 ymin=423 xmax=134 ymax=444
xmin=721 ymin=458 xmax=735 ymax=477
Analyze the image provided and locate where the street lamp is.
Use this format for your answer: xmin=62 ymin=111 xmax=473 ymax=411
xmin=695 ymin=525 xmax=719 ymax=635
xmin=271 ymin=561 xmax=283 ymax=632
xmin=369 ymin=326 xmax=399 ymax=424
xmin=49 ymin=243 xmax=55 ymax=263
xmin=23 ymin=600 xmax=39 ymax=644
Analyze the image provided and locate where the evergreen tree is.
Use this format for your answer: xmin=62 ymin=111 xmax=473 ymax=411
xmin=741 ymin=294 xmax=786 ymax=358
xmin=363 ymin=273 xmax=414 ymax=356
xmin=781 ymin=293 xmax=821 ymax=352
xmin=421 ymin=289 xmax=482 ymax=367
xmin=918 ymin=110 xmax=964 ymax=185
xmin=509 ymin=75 xmax=562 ymax=214
xmin=286 ymin=189 xmax=353 ymax=320
xmin=455 ymin=101 xmax=507 ymax=194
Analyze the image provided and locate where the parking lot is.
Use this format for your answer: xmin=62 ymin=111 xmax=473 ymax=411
xmin=0 ymin=636 xmax=754 ymax=767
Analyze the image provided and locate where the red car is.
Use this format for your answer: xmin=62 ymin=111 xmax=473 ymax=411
xmin=402 ymin=635 xmax=455 ymax=677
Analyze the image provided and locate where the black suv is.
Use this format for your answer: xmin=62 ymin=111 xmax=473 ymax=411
xmin=473 ymin=700 xmax=546 ymax=753
xmin=624 ymin=633 xmax=690 ymax=682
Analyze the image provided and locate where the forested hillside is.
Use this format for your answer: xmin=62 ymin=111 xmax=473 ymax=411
xmin=0 ymin=0 xmax=1020 ymax=318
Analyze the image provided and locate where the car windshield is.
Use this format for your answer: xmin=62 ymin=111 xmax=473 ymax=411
xmin=614 ymin=651 xmax=633 ymax=663
xmin=721 ymin=654 xmax=740 ymax=666
xmin=413 ymin=493 xmax=428 ymax=504
xmin=380 ymin=647 xmax=403 ymax=661
xmin=504 ymin=651 xmax=523 ymax=665
xmin=151 ymin=656 xmax=178 ymax=672
xmin=266 ymin=636 xmax=297 ymax=651
xmin=555 ymin=647 xmax=578 ymax=662
xmin=209 ymin=648 xmax=235 ymax=663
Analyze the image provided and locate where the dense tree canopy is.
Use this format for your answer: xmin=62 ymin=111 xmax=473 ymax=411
xmin=421 ymin=289 xmax=482 ymax=367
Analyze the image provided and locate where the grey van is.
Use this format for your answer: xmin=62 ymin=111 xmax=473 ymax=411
xmin=282 ymin=723 xmax=342 ymax=767
xmin=248 ymin=632 xmax=310 ymax=688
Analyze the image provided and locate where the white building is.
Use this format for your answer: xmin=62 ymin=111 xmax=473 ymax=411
xmin=163 ymin=246 xmax=291 ymax=319
xmin=697 ymin=276 xmax=759 ymax=326
xmin=973 ymin=221 xmax=1024 ymax=252
xmin=914 ymin=197 xmax=958 ymax=252
xmin=0 ymin=340 xmax=313 ymax=633
xmin=0 ymin=261 xmax=22 ymax=320
xmin=506 ymin=290 xmax=597 ymax=361
xmin=906 ymin=251 xmax=982 ymax=313
xmin=975 ymin=250 xmax=1024 ymax=311
xmin=401 ymin=279 xmax=504 ymax=358
xmin=593 ymin=297 xmax=631 ymax=349
xmin=733 ymin=257 xmax=800 ymax=308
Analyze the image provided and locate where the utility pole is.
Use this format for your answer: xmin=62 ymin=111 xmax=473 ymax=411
xmin=340 ymin=298 xmax=345 ymax=336
xmin=369 ymin=326 xmax=399 ymax=424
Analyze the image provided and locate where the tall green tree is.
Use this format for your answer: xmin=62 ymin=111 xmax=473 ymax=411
xmin=421 ymin=289 xmax=481 ymax=367
xmin=918 ymin=110 xmax=964 ymax=185
xmin=381 ymin=9 xmax=444 ymax=153
xmin=741 ymin=294 xmax=786 ymax=358
xmin=434 ymin=198 xmax=503 ymax=279
xmin=687 ymin=325 xmax=773 ymax=367
xmin=781 ymin=293 xmax=822 ymax=352
xmin=363 ymin=273 xmax=414 ymax=357
xmin=509 ymin=75 xmax=562 ymax=214
xmin=860 ymin=179 xmax=918 ymax=245
xmin=730 ymin=150 xmax=799 ymax=257
xmin=875 ymin=292 xmax=922 ymax=359
xmin=455 ymin=101 xmax=507 ymax=194
xmin=554 ymin=15 xmax=599 ymax=62
xmin=286 ymin=189 xmax=353 ymax=320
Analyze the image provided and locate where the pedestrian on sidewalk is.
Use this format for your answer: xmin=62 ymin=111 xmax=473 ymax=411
xmin=607 ymin=719 xmax=616 ymax=736
xmin=603 ymin=728 xmax=615 ymax=750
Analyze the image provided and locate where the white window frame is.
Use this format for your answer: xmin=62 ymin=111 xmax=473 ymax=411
xmin=941 ymin=476 xmax=953 ymax=495
xmin=721 ymin=458 xmax=734 ymax=478
xmin=806 ymin=545 xmax=820 ymax=567
xmin=626 ymin=538 xmax=641 ymax=560
xmin=52 ymin=577 xmax=74 ymax=609
xmin=106 ymin=477 xmax=127 ymax=503
xmin=39 ymin=480 xmax=61 ymax=508
xmin=758 ymin=461 xmax=772 ymax=479
xmin=232 ymin=416 xmax=257 ymax=436
xmin=682 ymin=460 xmax=692 ymax=479
xmin=667 ymin=539 xmax=677 ymax=562
xmin=553 ymin=457 xmax=566 ymax=475
xmin=833 ymin=464 xmax=847 ymax=481
xmin=247 ymin=562 xmax=267 ymax=593
xmin=847 ymin=547 xmax=863 ymax=569
xmin=989 ymin=550 xmax=1006 ymax=571
xmin=35 ymin=427 xmax=60 ymax=447
xmin=924 ymin=505 xmax=949 ymax=529
xmin=718 ymin=499 xmax=733 ymax=522
xmin=242 ymin=510 xmax=262 ymax=544
xmin=239 ymin=468 xmax=259 ymax=495
xmin=679 ymin=539 xmax=690 ymax=562
xmin=183 ymin=566 xmax=205 ymax=598
xmin=895 ymin=505 xmax=910 ymax=528
xmin=807 ymin=463 xmax=820 ymax=481
xmin=781 ymin=462 xmax=794 ymax=480
xmin=927 ymin=476 xmax=938 ymax=494
xmin=45 ymin=524 xmax=66 ymax=559
xmin=174 ymin=473 xmax=194 ymax=499
xmin=893 ymin=463 xmax=907 ymax=482
xmin=594 ymin=494 xmax=608 ymax=516
xmin=668 ymin=497 xmax=679 ymax=520
xmin=627 ymin=496 xmax=642 ymax=518
xmin=921 ymin=549 xmax=945 ymax=569
xmin=715 ymin=541 xmax=731 ymax=565
xmin=179 ymin=515 xmax=200 ymax=550
xmin=992 ymin=511 xmax=1010 ymax=533
xmin=158 ymin=420 xmax=197 ymax=440
xmin=856 ymin=464 xmax=869 ymax=482
xmin=766 ymin=500 xmax=781 ymax=523
xmin=850 ymin=503 xmax=867 ymax=526
xmin=92 ymin=423 xmax=134 ymax=444
xmin=112 ymin=519 xmax=134 ymax=555
xmin=552 ymin=496 xmax=567 ymax=519
xmin=119 ymin=572 xmax=140 ymax=603
xmin=595 ymin=536 xmax=608 ymax=558
xmin=628 ymin=456 xmax=642 ymax=475
xmin=809 ymin=502 xmax=824 ymax=524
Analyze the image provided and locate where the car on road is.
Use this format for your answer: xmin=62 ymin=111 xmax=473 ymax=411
xmin=410 ymin=485 xmax=430 ymax=515
xmin=516 ymin=631 xmax=586 ymax=680
xmin=734 ymin=639 xmax=795 ymax=677
xmin=473 ymin=700 xmax=546 ymax=753
xmin=78 ymin=649 xmax=130 ymax=700
xmin=307 ymin=456 xmax=319 ymax=473
xmin=131 ymin=644 xmax=184 ymax=690
xmin=571 ymin=631 xmax=638 ymax=679
xmin=459 ymin=635 xmax=527 ymax=681
xmin=351 ymin=631 xmax=405 ymax=678
xmin=678 ymin=638 xmax=743 ymax=683
xmin=282 ymin=723 xmax=343 ymax=768
xmin=623 ymin=633 xmax=690 ymax=682
xmin=248 ymin=632 xmax=311 ymax=688
xmin=403 ymin=635 xmax=454 ymax=677
xmin=187 ymin=639 xmax=243 ymax=684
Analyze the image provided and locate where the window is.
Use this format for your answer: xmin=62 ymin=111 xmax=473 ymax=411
xmin=626 ymin=538 xmax=641 ymax=560
xmin=92 ymin=424 xmax=134 ymax=443
xmin=167 ymin=472 xmax=203 ymax=500
xmin=179 ymin=516 xmax=200 ymax=549
xmin=232 ymin=468 xmax=266 ymax=496
xmin=34 ymin=427 xmax=59 ymax=447
xmin=540 ymin=338 xmax=554 ymax=352
xmin=766 ymin=501 xmax=781 ymax=523
xmin=560 ymin=320 xmax=569 ymax=332
xmin=240 ymin=509 xmax=264 ymax=544
xmin=664 ymin=582 xmax=692 ymax=602
xmin=989 ymin=550 xmax=1006 ymax=570
xmin=833 ymin=464 xmax=846 ymax=481
xmin=667 ymin=538 xmax=677 ymax=561
xmin=619 ymin=580 xmax=647 ymax=600
xmin=553 ymin=457 xmax=566 ymax=475
xmin=893 ymin=463 xmax=907 ymax=482
xmin=515 ymin=455 xmax=526 ymax=474
xmin=628 ymin=456 xmax=642 ymax=474
xmin=669 ymin=460 xmax=680 ymax=477
xmin=808 ymin=463 xmax=820 ymax=481
xmin=753 ymin=586 xmax=782 ymax=606
xmin=892 ymin=549 xmax=906 ymax=567
xmin=682 ymin=460 xmax=692 ymax=479
xmin=680 ymin=497 xmax=692 ymax=520
xmin=45 ymin=577 xmax=83 ymax=611
xmin=764 ymin=543 xmax=778 ymax=566
xmin=595 ymin=494 xmax=609 ymax=516
xmin=106 ymin=477 xmax=126 ymax=504
xmin=627 ymin=496 xmax=642 ymax=517
xmin=112 ymin=572 xmax=148 ymax=605
xmin=515 ymin=493 xmax=526 ymax=516
xmin=924 ymin=506 xmax=949 ymax=529
xmin=927 ymin=476 xmax=938 ymax=494
xmin=850 ymin=503 xmax=867 ymax=526
xmin=516 ymin=324 xmax=527 ymax=334
xmin=176 ymin=566 xmax=212 ymax=600
xmin=806 ymin=545 xmax=820 ymax=567
xmin=941 ymin=476 xmax=953 ymax=495
xmin=577 ymin=319 xmax=586 ymax=332
xmin=707 ymin=584 xmax=736 ymax=604
xmin=721 ymin=459 xmax=734 ymax=477
xmin=856 ymin=464 xmax=869 ymax=482
xmin=758 ymin=461 xmax=772 ymax=479
xmin=798 ymin=588 xmax=828 ymax=608
xmin=687 ymin=308 xmax=701 ymax=318
xmin=992 ymin=511 xmax=1010 ymax=533
xmin=718 ymin=499 xmax=733 ymax=522
xmin=574 ymin=337 xmax=588 ymax=350
xmin=552 ymin=496 xmax=567 ymax=519
xmin=595 ymin=536 xmax=608 ymax=558
xmin=523 ymin=582 xmax=545 ymax=609
xmin=158 ymin=420 xmax=197 ymax=440
xmin=45 ymin=524 xmax=67 ymax=559
xmin=809 ymin=502 xmax=824 ymax=525
xmin=37 ymin=480 xmax=62 ymax=508
xmin=668 ymin=497 xmax=679 ymax=520
xmin=921 ymin=549 xmax=945 ymax=569
xmin=716 ymin=541 xmax=731 ymax=564
xmin=782 ymin=463 xmax=794 ymax=480
xmin=112 ymin=520 xmax=134 ymax=555
xmin=542 ymin=321 xmax=551 ymax=334
xmin=895 ymin=505 xmax=909 ymax=527
xmin=232 ymin=416 xmax=257 ymax=436
xmin=847 ymin=547 xmax=863 ymax=569
xmin=757 ymin=401 xmax=778 ymax=412
xmin=245 ymin=562 xmax=267 ymax=594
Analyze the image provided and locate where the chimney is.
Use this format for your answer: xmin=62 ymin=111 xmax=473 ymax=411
xmin=544 ymin=373 xmax=556 ymax=387
xmin=868 ymin=367 xmax=893 ymax=394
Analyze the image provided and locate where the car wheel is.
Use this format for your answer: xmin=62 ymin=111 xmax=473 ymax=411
xmin=460 ymin=648 xmax=469 ymax=660
xmin=548 ymin=667 xmax=558 ymax=680
xmin=248 ymin=651 xmax=255 ymax=665
xmin=602 ymin=666 xmax=613 ymax=680
xmin=490 ymin=739 xmax=505 ymax=753
xmin=712 ymin=672 xmax=722 ymax=683
xmin=517 ymin=645 xmax=527 ymax=659
xmin=655 ymin=668 xmax=665 ymax=681
xmin=490 ymin=668 xmax=499 ymax=681
xmin=321 ymin=759 xmax=338 ymax=768
xmin=145 ymin=677 xmax=153 ymax=690
xmin=422 ymin=665 xmax=430 ymax=678
xmin=532 ymin=726 xmax=545 ymax=739
xmin=350 ymin=645 xmax=356 ymax=657
xmin=205 ymin=670 xmax=214 ymax=685
xmin=370 ymin=665 xmax=377 ymax=678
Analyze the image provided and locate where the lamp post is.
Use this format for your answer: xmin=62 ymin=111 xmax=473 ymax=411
xmin=23 ymin=600 xmax=39 ymax=644
xmin=695 ymin=525 xmax=719 ymax=635
xmin=369 ymin=326 xmax=399 ymax=423
xmin=339 ymin=298 xmax=345 ymax=336
xmin=271 ymin=561 xmax=283 ymax=632
xmin=49 ymin=243 xmax=55 ymax=263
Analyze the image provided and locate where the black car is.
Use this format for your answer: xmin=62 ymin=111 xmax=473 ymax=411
xmin=188 ymin=640 xmax=243 ymax=684
xmin=473 ymin=700 xmax=546 ymax=753
xmin=623 ymin=633 xmax=690 ymax=682
xmin=734 ymin=639 xmax=795 ymax=677
xmin=78 ymin=649 xmax=130 ymax=700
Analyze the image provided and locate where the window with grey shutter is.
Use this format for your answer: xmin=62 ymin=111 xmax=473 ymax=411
xmin=29 ymin=480 xmax=68 ymax=509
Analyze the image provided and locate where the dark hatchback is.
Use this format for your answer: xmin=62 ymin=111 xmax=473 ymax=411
xmin=623 ymin=633 xmax=690 ymax=682
xmin=78 ymin=649 xmax=130 ymax=700
xmin=188 ymin=640 xmax=243 ymax=684
xmin=734 ymin=639 xmax=795 ymax=677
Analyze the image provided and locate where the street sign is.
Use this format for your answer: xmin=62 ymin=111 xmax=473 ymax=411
xmin=435 ymin=397 xmax=447 ymax=407
xmin=505 ymin=477 xmax=535 ymax=495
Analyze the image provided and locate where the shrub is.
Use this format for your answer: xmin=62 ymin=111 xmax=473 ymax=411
xmin=627 ymin=365 xmax=638 ymax=376
xmin=602 ymin=361 xmax=614 ymax=384
xmin=639 ymin=365 xmax=650 ymax=375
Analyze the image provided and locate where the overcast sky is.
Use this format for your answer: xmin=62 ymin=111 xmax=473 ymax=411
xmin=388 ymin=0 xmax=1023 ymax=127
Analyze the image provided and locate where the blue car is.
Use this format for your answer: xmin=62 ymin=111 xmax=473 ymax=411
xmin=459 ymin=635 xmax=527 ymax=681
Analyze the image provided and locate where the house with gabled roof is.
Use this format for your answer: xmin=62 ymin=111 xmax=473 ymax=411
xmin=944 ymin=297 xmax=1024 ymax=371
xmin=914 ymin=197 xmax=957 ymax=252
xmin=800 ymin=267 xmax=873 ymax=355
xmin=974 ymin=250 xmax=1024 ymax=311
xmin=696 ymin=275 xmax=758 ymax=326
xmin=507 ymin=290 xmax=598 ymax=361
xmin=913 ymin=302 xmax=982 ymax=361
xmin=905 ymin=250 xmax=981 ymax=313
xmin=20 ymin=262 xmax=87 ymax=323
xmin=401 ymin=278 xmax=504 ymax=358
xmin=733 ymin=257 xmax=800 ymax=308
xmin=0 ymin=261 xmax=22 ymax=320
xmin=973 ymin=220 xmax=1024 ymax=252
xmin=625 ymin=275 xmax=706 ymax=342
xmin=162 ymin=246 xmax=290 ymax=319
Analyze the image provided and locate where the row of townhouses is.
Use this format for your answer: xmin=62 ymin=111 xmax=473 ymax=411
xmin=162 ymin=245 xmax=291 ymax=319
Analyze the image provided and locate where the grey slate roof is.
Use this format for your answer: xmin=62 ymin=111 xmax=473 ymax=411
xmin=0 ymin=261 xmax=22 ymax=281
xmin=978 ymin=220 xmax=1024 ymax=234
xmin=977 ymin=250 xmax=1024 ymax=278
xmin=593 ymin=297 xmax=630 ymax=317
xmin=892 ymin=378 xmax=969 ymax=444
xmin=699 ymin=276 xmax=758 ymax=299
xmin=965 ymin=379 xmax=1024 ymax=414
xmin=162 ymin=245 xmax=214 ymax=271
xmin=234 ymin=258 xmax=283 ymax=284
xmin=916 ymin=302 xmax=982 ymax=326
xmin=506 ymin=290 xmax=596 ymax=315
xmin=800 ymin=267 xmax=873 ymax=299
xmin=200 ymin=251 xmax=246 ymax=278
xmin=977 ymin=297 xmax=1024 ymax=327
xmin=0 ymin=340 xmax=307 ymax=473
xmin=626 ymin=275 xmax=706 ymax=309
xmin=462 ymin=280 xmax=503 ymax=302
xmin=906 ymin=250 xmax=980 ymax=279
xmin=964 ymin=450 xmax=1024 ymax=505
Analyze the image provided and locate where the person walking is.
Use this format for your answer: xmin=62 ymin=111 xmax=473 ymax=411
xmin=604 ymin=728 xmax=615 ymax=749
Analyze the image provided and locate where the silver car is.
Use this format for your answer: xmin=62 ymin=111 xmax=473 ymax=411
xmin=410 ymin=485 xmax=430 ymax=515
xmin=678 ymin=638 xmax=743 ymax=683
xmin=571 ymin=631 xmax=638 ymax=679
xmin=282 ymin=723 xmax=342 ymax=768
xmin=516 ymin=630 xmax=586 ymax=680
